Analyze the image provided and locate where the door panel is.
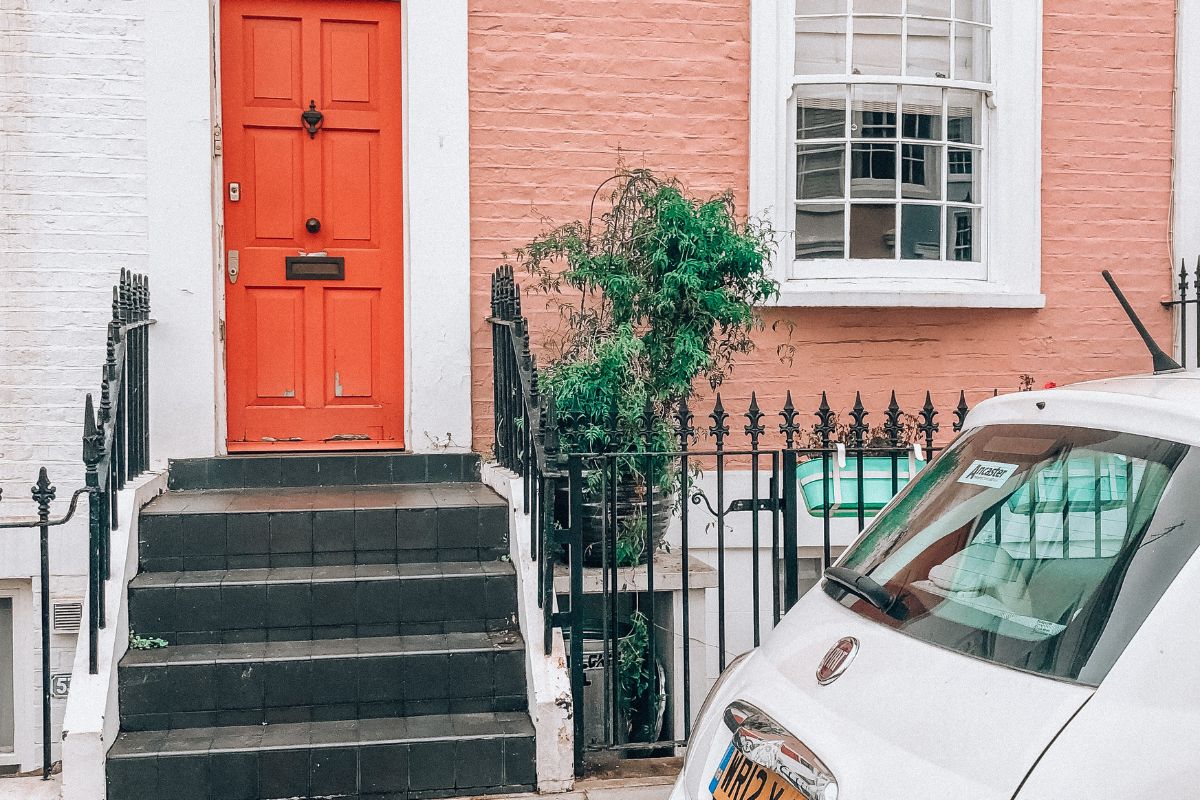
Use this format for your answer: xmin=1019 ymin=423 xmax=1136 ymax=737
xmin=222 ymin=0 xmax=404 ymax=450
xmin=325 ymin=289 xmax=378 ymax=401
xmin=326 ymin=133 xmax=376 ymax=243
xmin=324 ymin=20 xmax=377 ymax=106
xmin=244 ymin=16 xmax=302 ymax=105
xmin=250 ymin=130 xmax=301 ymax=240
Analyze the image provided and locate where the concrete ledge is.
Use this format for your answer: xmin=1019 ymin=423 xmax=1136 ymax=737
xmin=481 ymin=462 xmax=575 ymax=794
xmin=60 ymin=472 xmax=166 ymax=800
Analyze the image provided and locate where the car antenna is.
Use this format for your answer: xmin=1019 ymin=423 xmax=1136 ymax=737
xmin=1102 ymin=270 xmax=1183 ymax=373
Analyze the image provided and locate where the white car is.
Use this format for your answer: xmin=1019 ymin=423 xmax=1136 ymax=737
xmin=671 ymin=373 xmax=1200 ymax=800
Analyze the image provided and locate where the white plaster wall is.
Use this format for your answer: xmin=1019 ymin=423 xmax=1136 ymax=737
xmin=145 ymin=2 xmax=220 ymax=462
xmin=403 ymin=1 xmax=474 ymax=452
xmin=480 ymin=462 xmax=574 ymax=793
xmin=62 ymin=471 xmax=164 ymax=800
xmin=1175 ymin=0 xmax=1200 ymax=369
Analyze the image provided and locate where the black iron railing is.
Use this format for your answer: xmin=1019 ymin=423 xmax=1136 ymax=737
xmin=489 ymin=265 xmax=566 ymax=647
xmin=488 ymin=266 xmax=971 ymax=775
xmin=0 ymin=270 xmax=152 ymax=778
xmin=1162 ymin=256 xmax=1200 ymax=368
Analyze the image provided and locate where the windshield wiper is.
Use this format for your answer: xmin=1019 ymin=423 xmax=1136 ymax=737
xmin=824 ymin=566 xmax=904 ymax=619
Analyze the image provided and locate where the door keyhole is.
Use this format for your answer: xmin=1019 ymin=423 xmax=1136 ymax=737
xmin=306 ymin=217 xmax=321 ymax=234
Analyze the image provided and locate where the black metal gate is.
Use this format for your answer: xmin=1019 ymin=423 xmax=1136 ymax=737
xmin=489 ymin=266 xmax=968 ymax=773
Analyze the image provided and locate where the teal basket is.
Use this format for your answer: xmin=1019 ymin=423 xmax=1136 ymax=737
xmin=797 ymin=455 xmax=926 ymax=518
xmin=1005 ymin=455 xmax=1130 ymax=515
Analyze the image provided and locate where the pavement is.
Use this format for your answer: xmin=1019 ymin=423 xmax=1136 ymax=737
xmin=0 ymin=774 xmax=60 ymax=800
xmin=472 ymin=776 xmax=674 ymax=799
xmin=0 ymin=762 xmax=677 ymax=800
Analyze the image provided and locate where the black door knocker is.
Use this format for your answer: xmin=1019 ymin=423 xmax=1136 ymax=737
xmin=301 ymin=100 xmax=324 ymax=138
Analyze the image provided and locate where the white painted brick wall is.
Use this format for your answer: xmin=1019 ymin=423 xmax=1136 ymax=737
xmin=0 ymin=0 xmax=147 ymax=507
xmin=0 ymin=0 xmax=148 ymax=769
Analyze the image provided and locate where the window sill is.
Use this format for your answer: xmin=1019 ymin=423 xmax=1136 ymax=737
xmin=764 ymin=278 xmax=1046 ymax=309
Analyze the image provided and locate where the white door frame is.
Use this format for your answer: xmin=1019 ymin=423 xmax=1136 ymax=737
xmin=147 ymin=0 xmax=474 ymax=460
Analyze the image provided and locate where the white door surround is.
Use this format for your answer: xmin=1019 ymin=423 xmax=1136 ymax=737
xmin=146 ymin=0 xmax=473 ymax=460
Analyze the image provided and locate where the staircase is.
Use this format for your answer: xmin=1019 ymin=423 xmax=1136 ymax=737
xmin=105 ymin=453 xmax=536 ymax=799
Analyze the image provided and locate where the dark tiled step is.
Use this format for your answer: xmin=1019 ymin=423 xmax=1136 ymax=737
xmin=128 ymin=563 xmax=518 ymax=645
xmin=106 ymin=712 xmax=536 ymax=799
xmin=118 ymin=632 xmax=528 ymax=731
xmin=167 ymin=453 xmax=481 ymax=490
xmin=138 ymin=484 xmax=508 ymax=572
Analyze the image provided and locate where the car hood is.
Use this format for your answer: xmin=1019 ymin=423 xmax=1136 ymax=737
xmin=684 ymin=589 xmax=1094 ymax=799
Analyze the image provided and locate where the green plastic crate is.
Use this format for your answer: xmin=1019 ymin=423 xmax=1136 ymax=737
xmin=797 ymin=455 xmax=926 ymax=518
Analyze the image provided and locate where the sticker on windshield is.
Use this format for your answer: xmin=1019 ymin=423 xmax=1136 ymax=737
xmin=958 ymin=460 xmax=1018 ymax=488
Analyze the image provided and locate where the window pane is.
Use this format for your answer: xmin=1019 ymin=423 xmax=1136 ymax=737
xmin=906 ymin=18 xmax=951 ymax=77
xmin=851 ymin=83 xmax=897 ymax=138
xmin=796 ymin=0 xmax=847 ymax=14
xmin=901 ymin=144 xmax=942 ymax=199
xmin=901 ymin=204 xmax=942 ymax=259
xmin=902 ymin=85 xmax=943 ymax=140
xmin=850 ymin=204 xmax=896 ymax=258
xmin=947 ymin=89 xmax=981 ymax=143
xmin=853 ymin=16 xmax=902 ymax=74
xmin=854 ymin=0 xmax=902 ymax=13
xmin=954 ymin=22 xmax=990 ymax=82
xmin=956 ymin=0 xmax=990 ymax=23
xmin=947 ymin=206 xmax=981 ymax=261
xmin=797 ymin=204 xmax=846 ymax=259
xmin=947 ymin=147 xmax=979 ymax=202
xmin=851 ymin=143 xmax=897 ymax=197
xmin=909 ymin=0 xmax=951 ymax=17
xmin=796 ymin=16 xmax=848 ymax=74
xmin=798 ymin=143 xmax=846 ymax=199
xmin=797 ymin=85 xmax=847 ymax=139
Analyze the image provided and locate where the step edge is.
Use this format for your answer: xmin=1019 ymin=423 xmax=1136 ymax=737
xmin=129 ymin=561 xmax=515 ymax=589
xmin=118 ymin=636 xmax=525 ymax=667
xmin=111 ymin=728 xmax=536 ymax=759
xmin=141 ymin=487 xmax=507 ymax=515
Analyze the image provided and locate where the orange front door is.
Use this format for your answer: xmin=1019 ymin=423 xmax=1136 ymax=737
xmin=221 ymin=0 xmax=404 ymax=451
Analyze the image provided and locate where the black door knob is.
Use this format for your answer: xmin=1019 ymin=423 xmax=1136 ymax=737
xmin=305 ymin=217 xmax=321 ymax=233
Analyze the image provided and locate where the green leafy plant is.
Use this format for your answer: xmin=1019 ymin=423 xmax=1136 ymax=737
xmin=614 ymin=516 xmax=647 ymax=568
xmin=516 ymin=169 xmax=778 ymax=561
xmin=617 ymin=610 xmax=658 ymax=732
xmin=128 ymin=630 xmax=168 ymax=650
xmin=797 ymin=410 xmax=922 ymax=450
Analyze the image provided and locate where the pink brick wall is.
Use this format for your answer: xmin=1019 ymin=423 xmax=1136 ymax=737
xmin=468 ymin=0 xmax=1178 ymax=449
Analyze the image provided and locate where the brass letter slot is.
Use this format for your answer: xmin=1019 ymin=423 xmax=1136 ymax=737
xmin=286 ymin=255 xmax=345 ymax=281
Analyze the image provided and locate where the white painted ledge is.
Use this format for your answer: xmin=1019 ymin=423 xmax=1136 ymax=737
xmin=61 ymin=472 xmax=166 ymax=800
xmin=480 ymin=462 xmax=575 ymax=794
xmin=765 ymin=279 xmax=1046 ymax=308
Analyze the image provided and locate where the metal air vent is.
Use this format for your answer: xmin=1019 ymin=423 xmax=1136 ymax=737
xmin=52 ymin=601 xmax=83 ymax=634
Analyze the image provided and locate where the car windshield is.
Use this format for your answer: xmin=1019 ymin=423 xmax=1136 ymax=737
xmin=825 ymin=423 xmax=1199 ymax=685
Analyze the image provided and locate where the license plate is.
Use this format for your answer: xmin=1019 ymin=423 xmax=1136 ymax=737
xmin=710 ymin=743 xmax=805 ymax=800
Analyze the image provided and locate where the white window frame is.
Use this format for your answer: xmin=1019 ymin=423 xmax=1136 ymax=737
xmin=0 ymin=583 xmax=33 ymax=772
xmin=750 ymin=0 xmax=1043 ymax=307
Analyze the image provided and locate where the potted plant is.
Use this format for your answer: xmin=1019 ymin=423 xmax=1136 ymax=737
xmin=515 ymin=169 xmax=777 ymax=565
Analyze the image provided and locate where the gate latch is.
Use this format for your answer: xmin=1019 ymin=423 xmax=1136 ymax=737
xmin=727 ymin=498 xmax=779 ymax=513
